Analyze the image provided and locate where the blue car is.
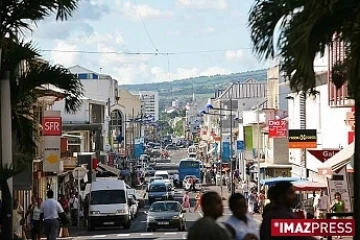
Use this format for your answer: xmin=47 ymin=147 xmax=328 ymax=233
xmin=147 ymin=180 xmax=174 ymax=205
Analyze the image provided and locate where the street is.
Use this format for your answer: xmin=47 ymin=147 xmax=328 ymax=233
xmin=71 ymin=149 xmax=262 ymax=240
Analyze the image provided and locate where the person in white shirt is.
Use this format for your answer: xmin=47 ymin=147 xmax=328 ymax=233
xmin=226 ymin=193 xmax=259 ymax=240
xmin=41 ymin=190 xmax=64 ymax=240
xmin=314 ymin=190 xmax=330 ymax=219
xmin=241 ymin=181 xmax=249 ymax=199
xmin=69 ymin=194 xmax=79 ymax=226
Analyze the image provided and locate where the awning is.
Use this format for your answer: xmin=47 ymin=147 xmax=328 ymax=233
xmin=97 ymin=163 xmax=120 ymax=176
xmin=292 ymin=181 xmax=327 ymax=191
xmin=260 ymin=177 xmax=301 ymax=186
xmin=260 ymin=163 xmax=292 ymax=169
xmin=317 ymin=142 xmax=353 ymax=175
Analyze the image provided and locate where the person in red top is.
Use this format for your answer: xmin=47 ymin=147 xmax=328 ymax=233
xmin=189 ymin=177 xmax=196 ymax=192
xmin=59 ymin=195 xmax=69 ymax=212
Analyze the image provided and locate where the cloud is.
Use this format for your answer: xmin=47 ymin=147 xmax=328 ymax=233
xmin=177 ymin=0 xmax=228 ymax=9
xmin=33 ymin=22 xmax=94 ymax=40
xmin=225 ymin=49 xmax=244 ymax=61
xmin=51 ymin=41 xmax=82 ymax=67
xmin=201 ymin=27 xmax=216 ymax=34
xmin=117 ymin=1 xmax=174 ymax=21
xmin=150 ymin=66 xmax=231 ymax=82
xmin=71 ymin=0 xmax=110 ymax=21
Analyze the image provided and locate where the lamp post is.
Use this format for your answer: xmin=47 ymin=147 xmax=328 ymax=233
xmin=229 ymin=98 xmax=234 ymax=194
xmin=256 ymin=104 xmax=261 ymax=193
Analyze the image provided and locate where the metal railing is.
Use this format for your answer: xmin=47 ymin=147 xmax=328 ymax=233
xmin=326 ymin=212 xmax=353 ymax=240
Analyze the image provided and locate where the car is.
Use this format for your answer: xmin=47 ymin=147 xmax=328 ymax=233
xmin=166 ymin=144 xmax=179 ymax=150
xmin=147 ymin=176 xmax=164 ymax=191
xmin=127 ymin=194 xmax=139 ymax=219
xmin=144 ymin=167 xmax=156 ymax=175
xmin=154 ymin=171 xmax=172 ymax=186
xmin=146 ymin=201 xmax=186 ymax=232
xmin=147 ymin=180 xmax=174 ymax=205
xmin=184 ymin=178 xmax=201 ymax=191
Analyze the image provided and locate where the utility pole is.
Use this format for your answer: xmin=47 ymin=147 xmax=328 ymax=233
xmin=1 ymin=70 xmax=13 ymax=240
xmin=256 ymin=103 xmax=261 ymax=193
xmin=107 ymin=98 xmax=111 ymax=147
xmin=219 ymin=101 xmax=223 ymax=198
xmin=230 ymin=98 xmax=234 ymax=194
xmin=132 ymin=108 xmax=135 ymax=158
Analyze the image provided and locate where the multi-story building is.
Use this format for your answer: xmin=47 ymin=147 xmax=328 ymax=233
xmin=134 ymin=91 xmax=159 ymax=121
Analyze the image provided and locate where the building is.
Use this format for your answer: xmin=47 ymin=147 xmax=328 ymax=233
xmin=134 ymin=91 xmax=159 ymax=121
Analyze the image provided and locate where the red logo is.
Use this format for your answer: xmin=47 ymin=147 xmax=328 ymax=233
xmin=271 ymin=219 xmax=354 ymax=237
xmin=268 ymin=120 xmax=288 ymax=138
xmin=42 ymin=117 xmax=62 ymax=136
xmin=307 ymin=149 xmax=340 ymax=162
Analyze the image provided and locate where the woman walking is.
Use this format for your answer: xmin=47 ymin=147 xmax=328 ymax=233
xmin=182 ymin=191 xmax=191 ymax=212
xmin=31 ymin=198 xmax=42 ymax=240
xmin=331 ymin=192 xmax=345 ymax=239
xmin=193 ymin=192 xmax=202 ymax=212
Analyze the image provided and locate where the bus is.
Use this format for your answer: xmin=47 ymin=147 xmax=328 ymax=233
xmin=178 ymin=159 xmax=202 ymax=184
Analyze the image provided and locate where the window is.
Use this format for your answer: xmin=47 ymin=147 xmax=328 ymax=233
xmin=149 ymin=202 xmax=181 ymax=212
xmin=149 ymin=184 xmax=167 ymax=192
xmin=78 ymin=73 xmax=89 ymax=79
xmin=155 ymin=174 xmax=168 ymax=179
xmin=90 ymin=190 xmax=126 ymax=205
xmin=179 ymin=161 xmax=200 ymax=168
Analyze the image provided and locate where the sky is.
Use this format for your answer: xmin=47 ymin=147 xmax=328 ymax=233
xmin=27 ymin=0 xmax=283 ymax=84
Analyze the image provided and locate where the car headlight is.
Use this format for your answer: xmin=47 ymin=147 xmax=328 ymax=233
xmin=147 ymin=216 xmax=155 ymax=221
xmin=116 ymin=209 xmax=127 ymax=214
xmin=90 ymin=211 xmax=100 ymax=215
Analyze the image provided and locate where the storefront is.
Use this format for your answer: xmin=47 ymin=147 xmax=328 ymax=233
xmin=260 ymin=163 xmax=292 ymax=178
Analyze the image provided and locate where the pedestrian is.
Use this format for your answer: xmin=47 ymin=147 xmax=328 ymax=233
xmin=31 ymin=198 xmax=42 ymax=240
xmin=12 ymin=199 xmax=24 ymax=239
xmin=69 ymin=193 xmax=79 ymax=226
xmin=314 ymin=190 xmax=330 ymax=219
xmin=260 ymin=182 xmax=317 ymax=240
xmin=226 ymin=193 xmax=259 ymax=240
xmin=258 ymin=190 xmax=265 ymax=214
xmin=25 ymin=196 xmax=37 ymax=236
xmin=182 ymin=191 xmax=191 ymax=212
xmin=41 ymin=190 xmax=65 ymax=240
xmin=189 ymin=176 xmax=196 ymax=192
xmin=187 ymin=191 xmax=234 ymax=240
xmin=193 ymin=191 xmax=202 ymax=212
xmin=331 ymin=192 xmax=345 ymax=239
xmin=247 ymin=191 xmax=257 ymax=214
xmin=241 ymin=181 xmax=248 ymax=199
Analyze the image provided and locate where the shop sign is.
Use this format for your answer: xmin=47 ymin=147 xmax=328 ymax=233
xmin=308 ymin=149 xmax=340 ymax=162
xmin=43 ymin=111 xmax=62 ymax=172
xmin=288 ymin=129 xmax=317 ymax=148
xmin=268 ymin=120 xmax=288 ymax=138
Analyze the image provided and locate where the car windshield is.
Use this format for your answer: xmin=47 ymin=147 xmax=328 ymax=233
xmin=156 ymin=174 xmax=168 ymax=179
xmin=90 ymin=190 xmax=126 ymax=205
xmin=150 ymin=177 xmax=163 ymax=183
xmin=149 ymin=202 xmax=180 ymax=212
xmin=149 ymin=184 xmax=167 ymax=192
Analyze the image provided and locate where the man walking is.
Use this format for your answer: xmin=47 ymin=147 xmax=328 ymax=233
xmin=41 ymin=190 xmax=64 ymax=240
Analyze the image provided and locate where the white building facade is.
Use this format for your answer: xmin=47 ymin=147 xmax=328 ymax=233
xmin=135 ymin=91 xmax=159 ymax=121
xmin=287 ymin=72 xmax=353 ymax=183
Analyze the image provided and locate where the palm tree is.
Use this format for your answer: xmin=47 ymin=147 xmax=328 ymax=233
xmin=248 ymin=0 xmax=360 ymax=237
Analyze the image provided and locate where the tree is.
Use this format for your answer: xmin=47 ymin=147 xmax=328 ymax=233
xmin=248 ymin=0 xmax=360 ymax=236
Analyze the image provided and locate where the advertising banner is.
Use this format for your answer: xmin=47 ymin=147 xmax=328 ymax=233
xmin=268 ymin=119 xmax=288 ymax=138
xmin=308 ymin=149 xmax=340 ymax=163
xmin=222 ymin=142 xmax=230 ymax=162
xmin=288 ymin=129 xmax=317 ymax=148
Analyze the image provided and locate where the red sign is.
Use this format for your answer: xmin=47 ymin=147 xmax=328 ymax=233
xmin=308 ymin=149 xmax=340 ymax=162
xmin=271 ymin=219 xmax=354 ymax=237
xmin=42 ymin=117 xmax=62 ymax=136
xmin=268 ymin=120 xmax=288 ymax=138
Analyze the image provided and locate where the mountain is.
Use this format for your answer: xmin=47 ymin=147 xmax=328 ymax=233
xmin=121 ymin=69 xmax=267 ymax=109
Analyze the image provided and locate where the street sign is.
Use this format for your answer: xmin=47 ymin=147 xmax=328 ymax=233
xmin=308 ymin=149 xmax=340 ymax=163
xmin=43 ymin=111 xmax=62 ymax=172
xmin=236 ymin=140 xmax=244 ymax=150
xmin=42 ymin=117 xmax=62 ymax=136
xmin=268 ymin=119 xmax=288 ymax=138
xmin=104 ymin=143 xmax=111 ymax=152
xmin=72 ymin=167 xmax=87 ymax=180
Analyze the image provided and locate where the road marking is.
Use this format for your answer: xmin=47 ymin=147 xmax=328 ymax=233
xmin=165 ymin=232 xmax=177 ymax=235
xmin=141 ymin=233 xmax=154 ymax=236
xmin=92 ymin=235 xmax=106 ymax=238
xmin=117 ymin=234 xmax=130 ymax=237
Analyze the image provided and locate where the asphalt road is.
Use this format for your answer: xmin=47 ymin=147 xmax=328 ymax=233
xmin=73 ymin=149 xmax=263 ymax=240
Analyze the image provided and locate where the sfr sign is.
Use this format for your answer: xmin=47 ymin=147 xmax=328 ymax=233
xmin=42 ymin=117 xmax=62 ymax=136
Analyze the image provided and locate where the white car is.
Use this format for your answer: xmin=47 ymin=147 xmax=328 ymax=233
xmin=184 ymin=178 xmax=201 ymax=191
xmin=127 ymin=194 xmax=139 ymax=219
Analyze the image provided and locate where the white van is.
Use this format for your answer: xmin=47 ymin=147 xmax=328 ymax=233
xmin=88 ymin=179 xmax=131 ymax=230
xmin=154 ymin=171 xmax=171 ymax=185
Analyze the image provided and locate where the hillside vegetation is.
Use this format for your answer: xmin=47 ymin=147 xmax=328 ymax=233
xmin=121 ymin=69 xmax=267 ymax=108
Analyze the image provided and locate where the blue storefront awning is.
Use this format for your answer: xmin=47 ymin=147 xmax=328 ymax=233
xmin=260 ymin=177 xmax=302 ymax=186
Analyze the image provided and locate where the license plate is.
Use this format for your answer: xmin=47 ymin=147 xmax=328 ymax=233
xmin=158 ymin=222 xmax=169 ymax=225
xmin=103 ymin=222 xmax=114 ymax=225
